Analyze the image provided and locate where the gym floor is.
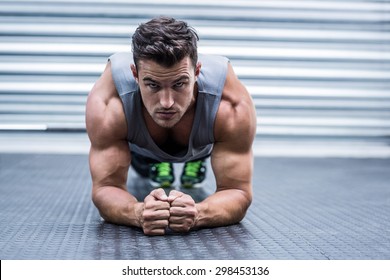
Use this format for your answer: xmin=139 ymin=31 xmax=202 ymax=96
xmin=1 ymin=153 xmax=389 ymax=260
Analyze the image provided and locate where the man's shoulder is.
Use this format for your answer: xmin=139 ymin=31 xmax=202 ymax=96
xmin=109 ymin=52 xmax=133 ymax=66
xmin=108 ymin=52 xmax=138 ymax=95
xmin=198 ymin=53 xmax=229 ymax=78
xmin=214 ymin=64 xmax=256 ymax=148
xmin=86 ymin=64 xmax=127 ymax=147
xmin=197 ymin=54 xmax=229 ymax=97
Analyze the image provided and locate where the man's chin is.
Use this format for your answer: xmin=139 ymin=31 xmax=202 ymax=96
xmin=154 ymin=119 xmax=178 ymax=129
xmin=152 ymin=112 xmax=181 ymax=128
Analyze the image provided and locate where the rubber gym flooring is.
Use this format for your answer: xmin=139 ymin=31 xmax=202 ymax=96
xmin=0 ymin=153 xmax=389 ymax=260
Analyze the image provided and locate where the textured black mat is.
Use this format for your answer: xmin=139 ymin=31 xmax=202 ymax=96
xmin=0 ymin=153 xmax=389 ymax=260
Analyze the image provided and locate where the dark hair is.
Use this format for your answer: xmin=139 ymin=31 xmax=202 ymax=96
xmin=131 ymin=16 xmax=199 ymax=69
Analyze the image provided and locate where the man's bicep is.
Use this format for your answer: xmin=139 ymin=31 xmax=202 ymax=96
xmin=89 ymin=140 xmax=131 ymax=191
xmin=211 ymin=143 xmax=253 ymax=192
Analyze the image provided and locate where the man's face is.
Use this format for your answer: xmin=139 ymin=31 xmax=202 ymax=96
xmin=131 ymin=57 xmax=201 ymax=128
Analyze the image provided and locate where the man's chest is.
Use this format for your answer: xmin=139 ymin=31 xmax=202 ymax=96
xmin=146 ymin=119 xmax=192 ymax=154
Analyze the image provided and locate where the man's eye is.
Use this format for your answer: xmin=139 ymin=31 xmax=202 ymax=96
xmin=147 ymin=83 xmax=159 ymax=89
xmin=174 ymin=82 xmax=184 ymax=88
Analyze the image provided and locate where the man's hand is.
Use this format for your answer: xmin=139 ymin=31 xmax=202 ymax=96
xmin=140 ymin=188 xmax=170 ymax=235
xmin=168 ymin=190 xmax=198 ymax=233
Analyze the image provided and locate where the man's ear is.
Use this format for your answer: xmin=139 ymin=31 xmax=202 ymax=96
xmin=195 ymin=61 xmax=202 ymax=77
xmin=130 ymin=64 xmax=138 ymax=83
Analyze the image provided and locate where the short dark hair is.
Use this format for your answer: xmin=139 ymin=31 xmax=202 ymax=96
xmin=131 ymin=16 xmax=199 ymax=69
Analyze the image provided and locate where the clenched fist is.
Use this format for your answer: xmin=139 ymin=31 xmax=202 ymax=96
xmin=168 ymin=190 xmax=198 ymax=233
xmin=140 ymin=188 xmax=170 ymax=235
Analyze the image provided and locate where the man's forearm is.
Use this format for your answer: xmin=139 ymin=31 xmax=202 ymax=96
xmin=194 ymin=189 xmax=252 ymax=229
xmin=92 ymin=185 xmax=143 ymax=228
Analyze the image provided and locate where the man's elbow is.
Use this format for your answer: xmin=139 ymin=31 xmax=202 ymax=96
xmin=234 ymin=191 xmax=252 ymax=223
xmin=91 ymin=186 xmax=109 ymax=219
xmin=91 ymin=191 xmax=114 ymax=223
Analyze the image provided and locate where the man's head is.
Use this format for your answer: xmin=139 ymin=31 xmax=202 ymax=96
xmin=130 ymin=17 xmax=201 ymax=129
xmin=131 ymin=16 xmax=199 ymax=69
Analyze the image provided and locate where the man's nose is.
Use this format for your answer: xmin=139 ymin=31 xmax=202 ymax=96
xmin=160 ymin=89 xmax=174 ymax=109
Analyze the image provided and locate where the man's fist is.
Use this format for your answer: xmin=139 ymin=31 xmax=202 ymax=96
xmin=168 ymin=190 xmax=198 ymax=233
xmin=141 ymin=188 xmax=170 ymax=235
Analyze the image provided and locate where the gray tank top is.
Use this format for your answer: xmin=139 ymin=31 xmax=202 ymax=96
xmin=108 ymin=52 xmax=229 ymax=163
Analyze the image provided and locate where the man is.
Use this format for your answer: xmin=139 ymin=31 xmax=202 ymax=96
xmin=86 ymin=16 xmax=256 ymax=235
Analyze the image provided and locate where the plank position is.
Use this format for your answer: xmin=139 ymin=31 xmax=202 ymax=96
xmin=86 ymin=16 xmax=256 ymax=235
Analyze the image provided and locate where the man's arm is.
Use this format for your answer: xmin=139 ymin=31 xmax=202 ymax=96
xmin=86 ymin=63 xmax=170 ymax=235
xmin=194 ymin=63 xmax=256 ymax=228
xmin=168 ymin=63 xmax=256 ymax=231
xmin=86 ymin=63 xmax=141 ymax=228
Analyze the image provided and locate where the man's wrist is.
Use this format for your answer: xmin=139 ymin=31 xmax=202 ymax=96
xmin=193 ymin=202 xmax=207 ymax=229
xmin=133 ymin=202 xmax=145 ymax=228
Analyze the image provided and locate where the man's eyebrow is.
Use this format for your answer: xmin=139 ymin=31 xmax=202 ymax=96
xmin=142 ymin=77 xmax=158 ymax=83
xmin=142 ymin=76 xmax=189 ymax=83
xmin=173 ymin=75 xmax=190 ymax=83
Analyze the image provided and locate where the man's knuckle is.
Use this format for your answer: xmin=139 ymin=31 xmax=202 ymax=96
xmin=142 ymin=211 xmax=154 ymax=221
xmin=188 ymin=208 xmax=197 ymax=217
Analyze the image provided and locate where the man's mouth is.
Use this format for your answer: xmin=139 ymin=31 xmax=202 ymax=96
xmin=156 ymin=111 xmax=176 ymax=120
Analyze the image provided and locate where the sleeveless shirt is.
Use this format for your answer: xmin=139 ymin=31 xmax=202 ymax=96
xmin=108 ymin=52 xmax=229 ymax=163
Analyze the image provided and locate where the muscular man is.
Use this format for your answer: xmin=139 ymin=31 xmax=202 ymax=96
xmin=86 ymin=16 xmax=256 ymax=235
